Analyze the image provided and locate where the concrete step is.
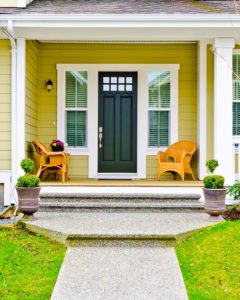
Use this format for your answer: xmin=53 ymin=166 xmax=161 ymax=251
xmin=39 ymin=192 xmax=203 ymax=212
xmin=39 ymin=201 xmax=204 ymax=212
xmin=40 ymin=192 xmax=201 ymax=202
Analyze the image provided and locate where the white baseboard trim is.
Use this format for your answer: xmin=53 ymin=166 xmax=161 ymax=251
xmin=97 ymin=173 xmax=138 ymax=179
xmin=0 ymin=171 xmax=12 ymax=206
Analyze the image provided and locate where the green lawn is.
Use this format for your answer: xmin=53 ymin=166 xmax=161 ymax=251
xmin=176 ymin=221 xmax=240 ymax=300
xmin=0 ymin=227 xmax=66 ymax=300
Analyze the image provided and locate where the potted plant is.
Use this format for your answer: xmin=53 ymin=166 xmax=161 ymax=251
xmin=203 ymin=159 xmax=226 ymax=216
xmin=223 ymin=182 xmax=240 ymax=220
xmin=50 ymin=139 xmax=64 ymax=152
xmin=16 ymin=158 xmax=40 ymax=215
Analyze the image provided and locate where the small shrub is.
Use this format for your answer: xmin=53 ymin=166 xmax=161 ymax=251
xmin=203 ymin=175 xmax=224 ymax=189
xmin=228 ymin=182 xmax=240 ymax=200
xmin=20 ymin=158 xmax=34 ymax=174
xmin=17 ymin=174 xmax=40 ymax=188
xmin=206 ymin=159 xmax=219 ymax=174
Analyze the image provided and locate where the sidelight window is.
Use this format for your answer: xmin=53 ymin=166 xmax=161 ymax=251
xmin=148 ymin=71 xmax=171 ymax=147
xmin=65 ymin=71 xmax=88 ymax=147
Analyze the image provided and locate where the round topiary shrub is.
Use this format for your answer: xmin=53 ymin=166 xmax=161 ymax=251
xmin=17 ymin=174 xmax=40 ymax=188
xmin=203 ymin=175 xmax=224 ymax=189
xmin=20 ymin=158 xmax=34 ymax=174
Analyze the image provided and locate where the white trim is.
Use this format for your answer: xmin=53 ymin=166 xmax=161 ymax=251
xmin=10 ymin=38 xmax=26 ymax=204
xmin=214 ymin=38 xmax=235 ymax=49
xmin=16 ymin=38 xmax=26 ymax=176
xmin=97 ymin=173 xmax=138 ymax=179
xmin=57 ymin=64 xmax=179 ymax=179
xmin=6 ymin=21 xmax=18 ymax=204
xmin=2 ymin=14 xmax=240 ymax=23
xmin=197 ymin=40 xmax=207 ymax=180
xmin=146 ymin=69 xmax=179 ymax=153
xmin=0 ymin=171 xmax=12 ymax=206
xmin=41 ymin=40 xmax=198 ymax=44
xmin=17 ymin=0 xmax=27 ymax=7
xmin=213 ymin=38 xmax=235 ymax=185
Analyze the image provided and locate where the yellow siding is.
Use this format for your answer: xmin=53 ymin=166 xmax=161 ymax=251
xmin=0 ymin=40 xmax=11 ymax=170
xmin=37 ymin=43 xmax=197 ymax=179
xmin=68 ymin=156 xmax=89 ymax=179
xmin=25 ymin=41 xmax=39 ymax=161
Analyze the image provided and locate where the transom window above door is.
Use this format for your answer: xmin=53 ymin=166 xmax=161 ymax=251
xmin=103 ymin=75 xmax=133 ymax=92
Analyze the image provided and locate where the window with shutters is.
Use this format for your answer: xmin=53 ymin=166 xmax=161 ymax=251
xmin=65 ymin=71 xmax=87 ymax=147
xmin=233 ymin=55 xmax=240 ymax=136
xmin=148 ymin=71 xmax=171 ymax=147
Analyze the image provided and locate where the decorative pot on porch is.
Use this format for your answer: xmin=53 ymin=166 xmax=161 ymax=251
xmin=203 ymin=160 xmax=226 ymax=216
xmin=16 ymin=158 xmax=40 ymax=215
xmin=203 ymin=188 xmax=226 ymax=216
xmin=50 ymin=139 xmax=64 ymax=152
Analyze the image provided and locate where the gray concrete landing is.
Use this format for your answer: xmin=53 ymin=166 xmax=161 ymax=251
xmin=26 ymin=211 xmax=218 ymax=241
xmin=51 ymin=246 xmax=188 ymax=300
xmin=24 ymin=211 xmax=222 ymax=300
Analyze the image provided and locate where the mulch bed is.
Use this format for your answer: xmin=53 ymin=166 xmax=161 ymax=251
xmin=223 ymin=206 xmax=240 ymax=221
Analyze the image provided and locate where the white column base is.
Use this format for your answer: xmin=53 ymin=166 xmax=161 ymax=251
xmin=0 ymin=171 xmax=12 ymax=206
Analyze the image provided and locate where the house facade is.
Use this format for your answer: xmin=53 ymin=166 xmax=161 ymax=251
xmin=0 ymin=0 xmax=240 ymax=204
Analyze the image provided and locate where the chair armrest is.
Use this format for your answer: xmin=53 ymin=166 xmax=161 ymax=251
xmin=180 ymin=152 xmax=192 ymax=163
xmin=157 ymin=151 xmax=167 ymax=163
xmin=47 ymin=151 xmax=66 ymax=157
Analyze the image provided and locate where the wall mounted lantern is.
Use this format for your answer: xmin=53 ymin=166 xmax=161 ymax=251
xmin=46 ymin=79 xmax=53 ymax=92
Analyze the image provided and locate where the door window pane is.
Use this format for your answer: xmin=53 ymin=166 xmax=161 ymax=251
xmin=126 ymin=77 xmax=132 ymax=84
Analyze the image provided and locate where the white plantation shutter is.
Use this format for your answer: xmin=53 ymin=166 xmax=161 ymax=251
xmin=148 ymin=71 xmax=170 ymax=147
xmin=65 ymin=71 xmax=87 ymax=147
xmin=233 ymin=55 xmax=240 ymax=135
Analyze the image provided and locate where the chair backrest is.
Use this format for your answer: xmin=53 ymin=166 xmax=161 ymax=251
xmin=166 ymin=141 xmax=197 ymax=162
xmin=32 ymin=140 xmax=50 ymax=166
xmin=33 ymin=140 xmax=50 ymax=155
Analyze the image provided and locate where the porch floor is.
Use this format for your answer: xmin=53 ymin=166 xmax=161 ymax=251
xmin=41 ymin=179 xmax=203 ymax=187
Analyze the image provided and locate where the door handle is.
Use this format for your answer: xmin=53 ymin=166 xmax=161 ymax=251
xmin=99 ymin=127 xmax=103 ymax=148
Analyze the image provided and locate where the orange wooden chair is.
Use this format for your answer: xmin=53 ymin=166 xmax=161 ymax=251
xmin=32 ymin=140 xmax=69 ymax=182
xmin=157 ymin=141 xmax=197 ymax=181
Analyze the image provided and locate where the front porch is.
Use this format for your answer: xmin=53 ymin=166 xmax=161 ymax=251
xmin=1 ymin=14 xmax=240 ymax=204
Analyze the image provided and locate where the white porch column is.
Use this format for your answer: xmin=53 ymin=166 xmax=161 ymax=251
xmin=197 ymin=40 xmax=207 ymax=180
xmin=213 ymin=38 xmax=235 ymax=185
xmin=11 ymin=38 xmax=26 ymax=201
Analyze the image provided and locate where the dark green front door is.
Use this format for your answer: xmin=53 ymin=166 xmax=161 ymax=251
xmin=98 ymin=72 xmax=137 ymax=173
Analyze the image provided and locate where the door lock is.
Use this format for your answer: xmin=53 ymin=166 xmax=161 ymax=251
xmin=99 ymin=127 xmax=103 ymax=148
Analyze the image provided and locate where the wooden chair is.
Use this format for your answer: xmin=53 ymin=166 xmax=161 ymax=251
xmin=157 ymin=141 xmax=197 ymax=181
xmin=32 ymin=140 xmax=69 ymax=182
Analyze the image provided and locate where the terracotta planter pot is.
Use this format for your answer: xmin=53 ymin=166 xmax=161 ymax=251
xmin=203 ymin=188 xmax=226 ymax=216
xmin=16 ymin=187 xmax=40 ymax=215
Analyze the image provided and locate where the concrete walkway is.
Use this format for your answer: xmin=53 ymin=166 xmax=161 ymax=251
xmin=25 ymin=211 xmax=221 ymax=300
xmin=51 ymin=246 xmax=187 ymax=300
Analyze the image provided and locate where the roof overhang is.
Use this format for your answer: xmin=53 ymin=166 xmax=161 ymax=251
xmin=1 ymin=14 xmax=240 ymax=41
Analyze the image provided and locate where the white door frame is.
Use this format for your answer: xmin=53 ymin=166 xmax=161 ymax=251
xmin=57 ymin=64 xmax=179 ymax=179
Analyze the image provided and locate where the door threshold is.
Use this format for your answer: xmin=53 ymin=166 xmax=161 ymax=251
xmin=97 ymin=173 xmax=138 ymax=179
